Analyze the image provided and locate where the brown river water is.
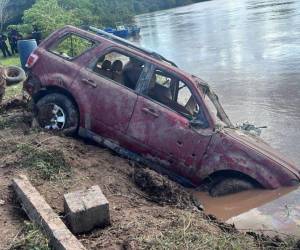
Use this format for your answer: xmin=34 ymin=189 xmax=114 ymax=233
xmin=134 ymin=0 xmax=300 ymax=223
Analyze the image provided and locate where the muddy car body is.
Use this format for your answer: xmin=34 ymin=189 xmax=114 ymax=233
xmin=23 ymin=26 xmax=300 ymax=195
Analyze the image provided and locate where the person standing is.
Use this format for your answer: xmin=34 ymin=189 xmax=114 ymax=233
xmin=0 ymin=34 xmax=11 ymax=58
xmin=8 ymin=28 xmax=21 ymax=55
xmin=32 ymin=25 xmax=42 ymax=45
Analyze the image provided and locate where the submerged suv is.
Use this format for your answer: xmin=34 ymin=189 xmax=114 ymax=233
xmin=24 ymin=26 xmax=300 ymax=196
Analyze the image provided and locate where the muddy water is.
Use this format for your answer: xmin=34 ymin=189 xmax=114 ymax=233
xmin=135 ymin=1 xmax=300 ymax=222
xmin=194 ymin=186 xmax=296 ymax=221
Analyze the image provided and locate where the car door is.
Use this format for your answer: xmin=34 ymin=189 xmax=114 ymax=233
xmin=127 ymin=67 xmax=213 ymax=180
xmin=74 ymin=49 xmax=145 ymax=141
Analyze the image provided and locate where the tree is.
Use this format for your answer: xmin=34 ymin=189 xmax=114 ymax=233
xmin=0 ymin=0 xmax=9 ymax=31
xmin=22 ymin=0 xmax=81 ymax=37
xmin=10 ymin=0 xmax=207 ymax=36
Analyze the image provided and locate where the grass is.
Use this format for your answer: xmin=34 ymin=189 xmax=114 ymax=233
xmin=0 ymin=55 xmax=21 ymax=67
xmin=0 ymin=116 xmax=21 ymax=130
xmin=9 ymin=221 xmax=50 ymax=250
xmin=139 ymin=212 xmax=299 ymax=250
xmin=3 ymin=84 xmax=23 ymax=101
xmin=141 ymin=214 xmax=256 ymax=250
xmin=17 ymin=143 xmax=70 ymax=181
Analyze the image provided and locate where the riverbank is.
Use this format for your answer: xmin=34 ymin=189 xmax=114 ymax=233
xmin=0 ymin=86 xmax=298 ymax=249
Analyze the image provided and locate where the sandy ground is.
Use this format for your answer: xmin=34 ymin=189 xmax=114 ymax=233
xmin=0 ymin=97 xmax=298 ymax=250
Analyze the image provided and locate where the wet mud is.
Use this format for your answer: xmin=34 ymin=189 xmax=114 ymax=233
xmin=132 ymin=166 xmax=202 ymax=209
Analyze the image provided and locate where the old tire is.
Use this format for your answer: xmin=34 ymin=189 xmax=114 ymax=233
xmin=209 ymin=177 xmax=255 ymax=197
xmin=4 ymin=66 xmax=26 ymax=86
xmin=36 ymin=93 xmax=78 ymax=135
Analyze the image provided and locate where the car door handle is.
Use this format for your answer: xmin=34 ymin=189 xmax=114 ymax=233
xmin=82 ymin=79 xmax=97 ymax=88
xmin=142 ymin=108 xmax=159 ymax=118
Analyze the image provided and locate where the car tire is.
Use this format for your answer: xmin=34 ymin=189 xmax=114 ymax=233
xmin=36 ymin=93 xmax=78 ymax=135
xmin=209 ymin=177 xmax=255 ymax=197
xmin=4 ymin=66 xmax=26 ymax=86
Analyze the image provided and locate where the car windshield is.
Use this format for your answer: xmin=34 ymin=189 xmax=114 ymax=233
xmin=194 ymin=77 xmax=233 ymax=128
xmin=203 ymin=94 xmax=225 ymax=125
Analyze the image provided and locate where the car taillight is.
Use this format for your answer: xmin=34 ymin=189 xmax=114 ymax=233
xmin=26 ymin=53 xmax=39 ymax=68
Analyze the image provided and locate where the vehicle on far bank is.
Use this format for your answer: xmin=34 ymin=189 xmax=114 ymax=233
xmin=23 ymin=26 xmax=300 ymax=196
xmin=104 ymin=24 xmax=140 ymax=38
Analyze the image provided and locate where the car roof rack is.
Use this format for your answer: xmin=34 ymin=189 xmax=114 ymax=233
xmin=89 ymin=26 xmax=177 ymax=67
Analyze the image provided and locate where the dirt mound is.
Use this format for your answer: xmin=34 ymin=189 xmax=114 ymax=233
xmin=0 ymin=97 xmax=28 ymax=113
xmin=132 ymin=166 xmax=201 ymax=209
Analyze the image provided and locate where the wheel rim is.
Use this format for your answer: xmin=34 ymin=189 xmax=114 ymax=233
xmin=44 ymin=104 xmax=66 ymax=130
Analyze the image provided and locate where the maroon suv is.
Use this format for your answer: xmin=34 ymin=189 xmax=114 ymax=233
xmin=24 ymin=26 xmax=300 ymax=196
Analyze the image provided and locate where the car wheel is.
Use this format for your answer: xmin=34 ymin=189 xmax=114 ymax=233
xmin=36 ymin=93 xmax=78 ymax=135
xmin=209 ymin=177 xmax=255 ymax=197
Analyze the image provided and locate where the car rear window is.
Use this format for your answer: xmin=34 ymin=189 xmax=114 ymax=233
xmin=49 ymin=33 xmax=96 ymax=60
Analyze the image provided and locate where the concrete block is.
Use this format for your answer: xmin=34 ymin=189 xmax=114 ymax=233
xmin=64 ymin=185 xmax=110 ymax=234
xmin=12 ymin=175 xmax=86 ymax=250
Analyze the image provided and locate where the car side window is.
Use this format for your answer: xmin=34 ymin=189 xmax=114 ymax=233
xmin=147 ymin=69 xmax=200 ymax=120
xmin=91 ymin=51 xmax=144 ymax=90
xmin=50 ymin=34 xmax=95 ymax=60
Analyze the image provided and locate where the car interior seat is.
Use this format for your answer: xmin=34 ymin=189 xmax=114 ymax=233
xmin=111 ymin=60 xmax=123 ymax=84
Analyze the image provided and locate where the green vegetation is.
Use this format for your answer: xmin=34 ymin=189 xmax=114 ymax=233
xmin=17 ymin=143 xmax=70 ymax=181
xmin=9 ymin=0 xmax=207 ymax=37
xmin=0 ymin=113 xmax=25 ymax=129
xmin=10 ymin=221 xmax=50 ymax=250
xmin=0 ymin=55 xmax=20 ymax=67
xmin=3 ymin=84 xmax=22 ymax=101
xmin=22 ymin=0 xmax=80 ymax=37
xmin=52 ymin=33 xmax=94 ymax=59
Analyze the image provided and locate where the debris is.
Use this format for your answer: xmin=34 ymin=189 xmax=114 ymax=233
xmin=0 ymin=98 xmax=28 ymax=113
xmin=64 ymin=185 xmax=110 ymax=234
xmin=237 ymin=121 xmax=267 ymax=136
xmin=12 ymin=174 xmax=86 ymax=250
xmin=0 ymin=199 xmax=5 ymax=205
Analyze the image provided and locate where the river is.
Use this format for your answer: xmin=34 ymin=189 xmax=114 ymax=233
xmin=135 ymin=0 xmax=300 ymax=165
xmin=134 ymin=0 xmax=300 ymax=226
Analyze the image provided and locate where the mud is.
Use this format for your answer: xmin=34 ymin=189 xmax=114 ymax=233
xmin=132 ymin=166 xmax=202 ymax=209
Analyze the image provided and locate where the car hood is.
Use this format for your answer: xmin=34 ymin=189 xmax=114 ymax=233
xmin=223 ymin=128 xmax=300 ymax=180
